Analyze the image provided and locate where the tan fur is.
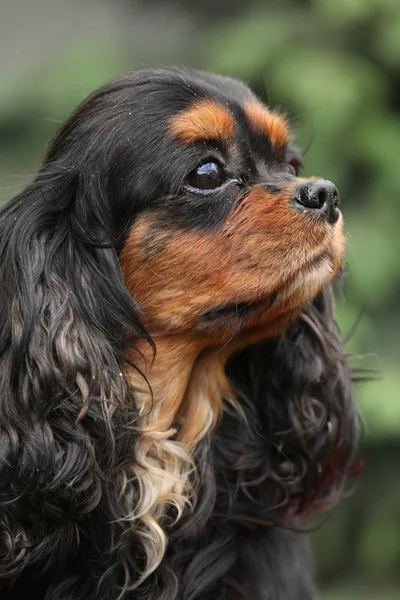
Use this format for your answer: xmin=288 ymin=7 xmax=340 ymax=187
xmin=169 ymin=98 xmax=234 ymax=143
xmin=244 ymin=100 xmax=290 ymax=148
xmin=122 ymin=337 xmax=233 ymax=583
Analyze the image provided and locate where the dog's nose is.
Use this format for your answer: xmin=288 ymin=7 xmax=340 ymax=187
xmin=294 ymin=180 xmax=340 ymax=225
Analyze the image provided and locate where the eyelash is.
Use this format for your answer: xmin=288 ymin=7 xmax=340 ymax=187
xmin=185 ymin=176 xmax=240 ymax=197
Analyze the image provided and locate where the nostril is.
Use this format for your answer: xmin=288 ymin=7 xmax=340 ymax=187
xmin=332 ymin=188 xmax=339 ymax=207
xmin=316 ymin=188 xmax=328 ymax=209
xmin=299 ymin=184 xmax=320 ymax=209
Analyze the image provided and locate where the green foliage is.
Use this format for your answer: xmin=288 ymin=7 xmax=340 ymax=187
xmin=322 ymin=585 xmax=400 ymax=600
xmin=0 ymin=39 xmax=129 ymax=203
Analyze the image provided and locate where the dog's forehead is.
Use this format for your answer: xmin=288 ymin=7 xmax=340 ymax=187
xmin=168 ymin=97 xmax=290 ymax=151
xmin=156 ymin=72 xmax=290 ymax=151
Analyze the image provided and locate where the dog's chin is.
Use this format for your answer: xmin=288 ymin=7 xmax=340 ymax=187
xmin=193 ymin=253 xmax=340 ymax=343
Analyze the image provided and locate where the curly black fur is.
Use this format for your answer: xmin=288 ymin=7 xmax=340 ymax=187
xmin=0 ymin=67 xmax=358 ymax=600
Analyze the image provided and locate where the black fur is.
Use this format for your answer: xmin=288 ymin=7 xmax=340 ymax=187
xmin=0 ymin=67 xmax=357 ymax=599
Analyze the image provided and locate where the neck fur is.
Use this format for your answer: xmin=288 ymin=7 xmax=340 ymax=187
xmin=122 ymin=335 xmax=234 ymax=582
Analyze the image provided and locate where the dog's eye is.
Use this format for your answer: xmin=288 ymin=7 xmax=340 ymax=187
xmin=186 ymin=162 xmax=227 ymax=190
xmin=286 ymin=160 xmax=300 ymax=176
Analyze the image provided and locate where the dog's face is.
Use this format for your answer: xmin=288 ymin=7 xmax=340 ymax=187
xmin=48 ymin=68 xmax=344 ymax=344
xmin=114 ymin=70 xmax=344 ymax=342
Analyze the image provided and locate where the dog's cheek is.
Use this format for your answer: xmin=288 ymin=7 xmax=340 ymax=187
xmin=119 ymin=217 xmax=232 ymax=330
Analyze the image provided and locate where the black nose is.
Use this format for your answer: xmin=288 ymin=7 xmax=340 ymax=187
xmin=294 ymin=180 xmax=340 ymax=224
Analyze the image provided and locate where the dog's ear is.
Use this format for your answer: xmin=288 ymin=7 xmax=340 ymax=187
xmin=226 ymin=284 xmax=358 ymax=520
xmin=0 ymin=163 xmax=148 ymax=580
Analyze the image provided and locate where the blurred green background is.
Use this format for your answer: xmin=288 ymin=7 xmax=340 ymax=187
xmin=1 ymin=0 xmax=399 ymax=597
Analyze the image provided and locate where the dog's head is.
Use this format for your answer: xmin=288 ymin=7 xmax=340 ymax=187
xmin=46 ymin=67 xmax=344 ymax=343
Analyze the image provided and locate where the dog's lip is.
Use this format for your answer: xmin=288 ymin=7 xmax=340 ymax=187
xmin=198 ymin=252 xmax=329 ymax=327
xmin=199 ymin=295 xmax=278 ymax=326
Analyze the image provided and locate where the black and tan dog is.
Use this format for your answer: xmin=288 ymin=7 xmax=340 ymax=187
xmin=0 ymin=68 xmax=357 ymax=599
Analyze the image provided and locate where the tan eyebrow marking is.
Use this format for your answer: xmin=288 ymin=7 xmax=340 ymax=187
xmin=244 ymin=100 xmax=290 ymax=148
xmin=169 ymin=98 xmax=234 ymax=143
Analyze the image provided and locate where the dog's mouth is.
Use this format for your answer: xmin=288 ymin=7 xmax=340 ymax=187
xmin=196 ymin=252 xmax=332 ymax=331
xmin=197 ymin=294 xmax=278 ymax=330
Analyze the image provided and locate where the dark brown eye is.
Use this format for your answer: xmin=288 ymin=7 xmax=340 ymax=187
xmin=186 ymin=162 xmax=226 ymax=190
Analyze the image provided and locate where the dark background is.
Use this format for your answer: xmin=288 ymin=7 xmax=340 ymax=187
xmin=1 ymin=1 xmax=399 ymax=598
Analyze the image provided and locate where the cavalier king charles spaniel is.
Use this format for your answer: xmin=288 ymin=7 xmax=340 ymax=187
xmin=0 ymin=68 xmax=357 ymax=600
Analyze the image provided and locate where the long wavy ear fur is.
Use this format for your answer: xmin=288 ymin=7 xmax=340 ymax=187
xmin=0 ymin=163 xmax=149 ymax=586
xmin=221 ymin=283 xmax=358 ymax=522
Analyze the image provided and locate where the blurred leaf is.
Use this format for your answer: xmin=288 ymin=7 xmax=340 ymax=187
xmin=356 ymin=364 xmax=400 ymax=438
xmin=0 ymin=38 xmax=128 ymax=121
xmin=269 ymin=49 xmax=385 ymax=126
xmin=312 ymin=0 xmax=377 ymax=23
xmin=354 ymin=113 xmax=400 ymax=187
xmin=335 ymin=299 xmax=375 ymax=353
xmin=323 ymin=585 xmax=400 ymax=600
xmin=344 ymin=208 xmax=400 ymax=309
xmin=359 ymin=494 xmax=400 ymax=573
xmin=205 ymin=12 xmax=298 ymax=80
xmin=314 ymin=0 xmax=400 ymax=23
xmin=374 ymin=13 xmax=400 ymax=68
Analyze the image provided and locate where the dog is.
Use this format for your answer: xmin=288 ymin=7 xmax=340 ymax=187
xmin=0 ymin=67 xmax=358 ymax=599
